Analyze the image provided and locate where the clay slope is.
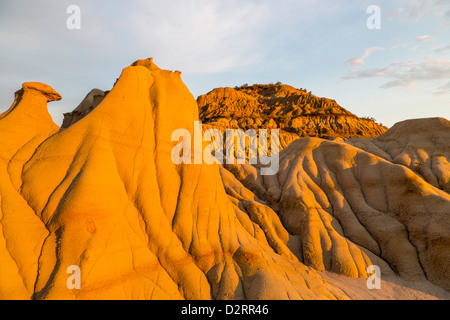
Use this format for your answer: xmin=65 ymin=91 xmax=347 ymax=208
xmin=224 ymin=135 xmax=450 ymax=291
xmin=0 ymin=82 xmax=60 ymax=299
xmin=0 ymin=59 xmax=352 ymax=300
xmin=347 ymin=118 xmax=450 ymax=194
xmin=198 ymin=84 xmax=387 ymax=150
xmin=0 ymin=59 xmax=448 ymax=300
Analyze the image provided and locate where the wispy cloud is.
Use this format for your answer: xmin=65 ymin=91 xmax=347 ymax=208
xmin=416 ymin=35 xmax=432 ymax=42
xmin=344 ymin=56 xmax=450 ymax=94
xmin=436 ymin=81 xmax=450 ymax=95
xmin=347 ymin=47 xmax=385 ymax=66
xmin=388 ymin=0 xmax=450 ymax=26
xmin=130 ymin=0 xmax=269 ymax=73
xmin=129 ymin=0 xmax=328 ymax=74
xmin=435 ymin=45 xmax=450 ymax=55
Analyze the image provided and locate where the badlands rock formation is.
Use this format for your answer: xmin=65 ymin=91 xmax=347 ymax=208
xmin=347 ymin=118 xmax=450 ymax=194
xmin=0 ymin=58 xmax=448 ymax=300
xmin=0 ymin=83 xmax=60 ymax=298
xmin=0 ymin=59 xmax=347 ymax=300
xmin=61 ymin=89 xmax=108 ymax=129
xmin=225 ymin=135 xmax=450 ymax=291
xmin=198 ymin=84 xmax=387 ymax=150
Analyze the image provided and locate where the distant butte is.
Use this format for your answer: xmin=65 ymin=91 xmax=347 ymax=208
xmin=198 ymin=83 xmax=387 ymax=150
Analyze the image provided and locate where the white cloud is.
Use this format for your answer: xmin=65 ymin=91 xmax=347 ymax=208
xmin=344 ymin=56 xmax=450 ymax=94
xmin=416 ymin=35 xmax=431 ymax=42
xmin=388 ymin=0 xmax=450 ymax=26
xmin=347 ymin=47 xmax=385 ymax=66
xmin=127 ymin=0 xmax=338 ymax=74
xmin=348 ymin=58 xmax=364 ymax=66
xmin=436 ymin=81 xmax=450 ymax=95
xmin=128 ymin=0 xmax=278 ymax=73
xmin=435 ymin=45 xmax=450 ymax=55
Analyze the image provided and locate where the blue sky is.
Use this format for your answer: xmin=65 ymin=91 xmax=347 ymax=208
xmin=0 ymin=0 xmax=449 ymax=127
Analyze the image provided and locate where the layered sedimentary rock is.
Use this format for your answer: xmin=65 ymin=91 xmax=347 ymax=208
xmin=347 ymin=118 xmax=450 ymax=194
xmin=0 ymin=59 xmax=349 ymax=300
xmin=224 ymin=129 xmax=450 ymax=291
xmin=0 ymin=82 xmax=60 ymax=299
xmin=0 ymin=59 xmax=448 ymax=300
xmin=198 ymin=84 xmax=387 ymax=150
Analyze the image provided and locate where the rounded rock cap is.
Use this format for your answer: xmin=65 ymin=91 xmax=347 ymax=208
xmin=19 ymin=82 xmax=62 ymax=102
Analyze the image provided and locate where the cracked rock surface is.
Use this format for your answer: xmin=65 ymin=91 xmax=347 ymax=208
xmin=0 ymin=59 xmax=448 ymax=300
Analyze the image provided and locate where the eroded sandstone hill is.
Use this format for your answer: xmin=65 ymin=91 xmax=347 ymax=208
xmin=0 ymin=59 xmax=349 ymax=300
xmin=198 ymin=84 xmax=387 ymax=149
xmin=224 ymin=132 xmax=450 ymax=291
xmin=0 ymin=58 xmax=449 ymax=300
xmin=347 ymin=118 xmax=450 ymax=194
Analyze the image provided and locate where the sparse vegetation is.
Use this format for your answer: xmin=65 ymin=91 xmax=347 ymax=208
xmin=361 ymin=116 xmax=377 ymax=122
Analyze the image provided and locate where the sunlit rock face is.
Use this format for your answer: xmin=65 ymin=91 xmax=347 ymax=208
xmin=0 ymin=59 xmax=448 ymax=300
